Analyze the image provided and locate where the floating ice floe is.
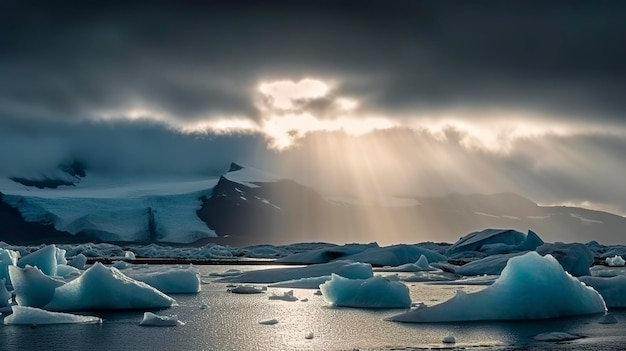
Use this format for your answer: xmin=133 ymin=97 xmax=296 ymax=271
xmin=3 ymin=306 xmax=101 ymax=325
xmin=375 ymin=255 xmax=436 ymax=272
xmin=209 ymin=268 xmax=242 ymax=277
xmin=389 ymin=252 xmax=606 ymax=322
xmin=123 ymin=266 xmax=201 ymax=294
xmin=139 ymin=312 xmax=184 ymax=326
xmin=259 ymin=318 xmax=279 ymax=325
xmin=217 ymin=261 xmax=372 ymax=284
xmin=44 ymin=262 xmax=175 ymax=311
xmin=269 ymin=276 xmax=331 ymax=289
xmin=442 ymin=336 xmax=456 ymax=344
xmin=268 ymin=290 xmax=298 ymax=301
xmin=227 ymin=285 xmax=266 ymax=294
xmin=9 ymin=266 xmax=65 ymax=308
xmin=605 ymin=255 xmax=625 ymax=267
xmin=532 ymin=332 xmax=583 ymax=342
xmin=579 ymin=275 xmax=626 ymax=308
xmin=320 ymin=274 xmax=411 ymax=309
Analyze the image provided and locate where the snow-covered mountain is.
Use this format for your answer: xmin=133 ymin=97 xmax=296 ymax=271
xmin=1 ymin=162 xmax=626 ymax=245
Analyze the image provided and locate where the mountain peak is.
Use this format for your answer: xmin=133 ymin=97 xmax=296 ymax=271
xmin=228 ymin=162 xmax=244 ymax=172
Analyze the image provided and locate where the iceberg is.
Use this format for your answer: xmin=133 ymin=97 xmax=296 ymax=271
xmin=389 ymin=252 xmax=606 ymax=322
xmin=0 ymin=279 xmax=10 ymax=307
xmin=217 ymin=260 xmax=372 ymax=284
xmin=16 ymin=245 xmax=59 ymax=277
xmin=455 ymin=252 xmax=524 ymax=276
xmin=446 ymin=229 xmax=543 ymax=257
xmin=139 ymin=311 xmax=184 ymax=326
xmin=579 ymin=275 xmax=626 ymax=308
xmin=3 ymin=306 xmax=102 ymax=325
xmin=44 ymin=262 xmax=175 ymax=311
xmin=268 ymin=276 xmax=330 ymax=289
xmin=276 ymin=243 xmax=379 ymax=264
xmin=342 ymin=245 xmax=447 ymax=266
xmin=537 ymin=242 xmax=594 ymax=277
xmin=320 ymin=274 xmax=411 ymax=309
xmin=123 ymin=266 xmax=201 ymax=294
xmin=227 ymin=285 xmax=266 ymax=294
xmin=9 ymin=266 xmax=65 ymax=308
xmin=1 ymin=248 xmax=19 ymax=287
xmin=67 ymin=254 xmax=87 ymax=270
xmin=605 ymin=255 xmax=625 ymax=267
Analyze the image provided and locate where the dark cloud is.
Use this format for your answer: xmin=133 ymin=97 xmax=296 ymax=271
xmin=2 ymin=0 xmax=624 ymax=122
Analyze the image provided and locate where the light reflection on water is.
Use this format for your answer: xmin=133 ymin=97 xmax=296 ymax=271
xmin=2 ymin=265 xmax=626 ymax=351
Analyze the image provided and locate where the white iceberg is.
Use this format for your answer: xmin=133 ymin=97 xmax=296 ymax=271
xmin=320 ymin=274 xmax=411 ymax=309
xmin=3 ymin=306 xmax=101 ymax=325
xmin=44 ymin=262 xmax=175 ymax=311
xmin=389 ymin=252 xmax=606 ymax=322
xmin=139 ymin=311 xmax=184 ymax=326
xmin=605 ymin=255 xmax=625 ymax=267
xmin=9 ymin=266 xmax=65 ymax=308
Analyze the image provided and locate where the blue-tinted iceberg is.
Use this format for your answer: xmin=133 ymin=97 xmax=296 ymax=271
xmin=376 ymin=255 xmax=437 ymax=272
xmin=0 ymin=279 xmax=10 ymax=307
xmin=3 ymin=306 xmax=101 ymax=325
xmin=217 ymin=261 xmax=372 ymax=284
xmin=342 ymin=245 xmax=447 ymax=266
xmin=537 ymin=242 xmax=593 ymax=277
xmin=0 ymin=248 xmax=19 ymax=287
xmin=389 ymin=252 xmax=606 ymax=322
xmin=276 ymin=243 xmax=378 ymax=264
xmin=44 ymin=262 xmax=175 ymax=311
xmin=579 ymin=276 xmax=626 ymax=308
xmin=16 ymin=245 xmax=59 ymax=276
xmin=67 ymin=254 xmax=87 ymax=270
xmin=446 ymin=229 xmax=543 ymax=257
xmin=320 ymin=274 xmax=411 ymax=309
xmin=123 ymin=266 xmax=201 ymax=294
xmin=9 ymin=266 xmax=65 ymax=308
xmin=455 ymin=252 xmax=524 ymax=276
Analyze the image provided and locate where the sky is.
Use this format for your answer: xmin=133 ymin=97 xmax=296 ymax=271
xmin=1 ymin=0 xmax=626 ymax=215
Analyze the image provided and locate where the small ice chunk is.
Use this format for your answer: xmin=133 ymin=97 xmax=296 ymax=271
xmin=314 ymin=290 xmax=323 ymax=296
xmin=3 ymin=306 xmax=101 ymax=325
xmin=228 ymin=285 xmax=266 ymax=294
xmin=300 ymin=298 xmax=309 ymax=302
xmin=259 ymin=318 xmax=279 ymax=325
xmin=605 ymin=255 xmax=625 ymax=267
xmin=442 ymin=336 xmax=456 ymax=344
xmin=268 ymin=290 xmax=298 ymax=302
xmin=598 ymin=313 xmax=618 ymax=324
xmin=139 ymin=312 xmax=184 ymax=326
xmin=533 ymin=332 xmax=583 ymax=342
xmin=304 ymin=332 xmax=314 ymax=339
xmin=124 ymin=251 xmax=136 ymax=260
xmin=111 ymin=260 xmax=131 ymax=270
xmin=200 ymin=304 xmax=209 ymax=309
xmin=67 ymin=254 xmax=87 ymax=270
